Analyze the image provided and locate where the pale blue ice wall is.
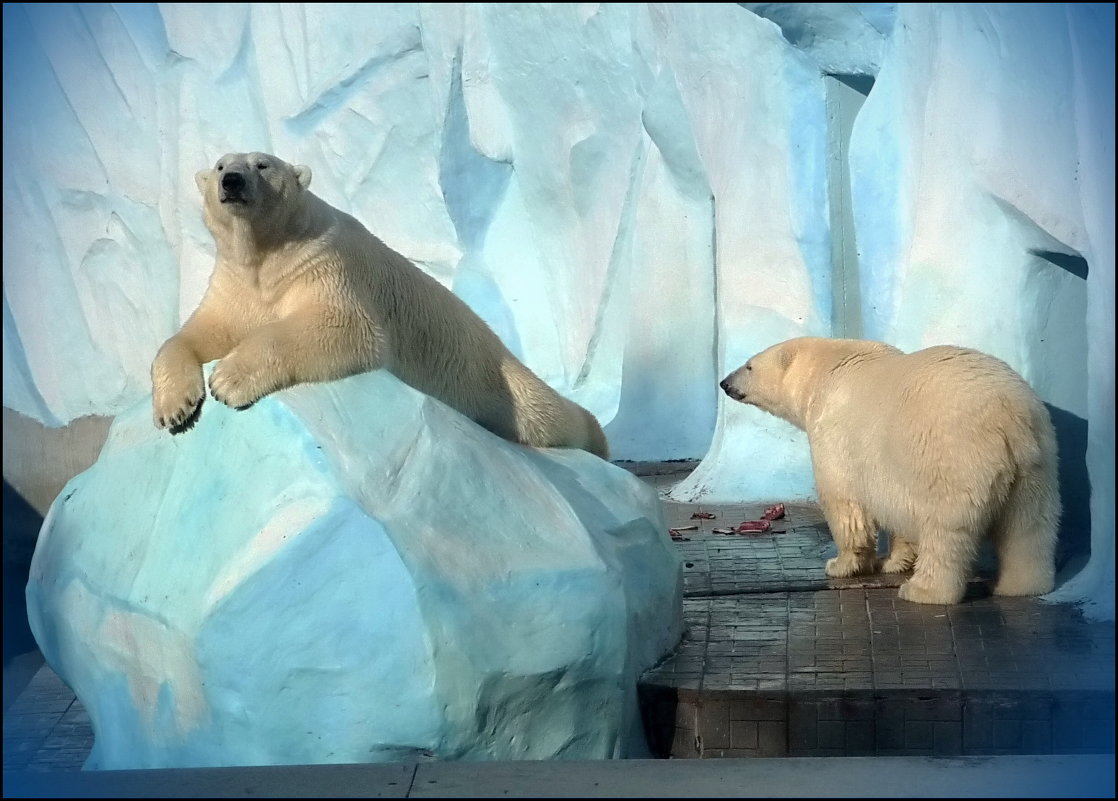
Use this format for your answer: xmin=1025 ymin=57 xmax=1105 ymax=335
xmin=1064 ymin=4 xmax=1116 ymax=622
xmin=1 ymin=3 xmax=832 ymax=464
xmin=848 ymin=4 xmax=1114 ymax=618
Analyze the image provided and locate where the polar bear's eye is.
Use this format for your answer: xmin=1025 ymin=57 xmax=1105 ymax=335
xmin=217 ymin=165 xmax=224 ymax=172
xmin=746 ymin=363 xmax=752 ymax=371
xmin=256 ymin=162 xmax=268 ymax=170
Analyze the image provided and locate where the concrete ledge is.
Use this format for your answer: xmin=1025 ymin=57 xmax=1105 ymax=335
xmin=4 ymin=754 xmax=1114 ymax=798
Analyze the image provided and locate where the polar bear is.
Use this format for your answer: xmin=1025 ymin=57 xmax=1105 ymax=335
xmin=719 ymin=337 xmax=1059 ymax=605
xmin=151 ymin=152 xmax=609 ymax=459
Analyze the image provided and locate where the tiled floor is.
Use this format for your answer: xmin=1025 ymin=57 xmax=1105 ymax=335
xmin=2 ymin=667 xmax=93 ymax=773
xmin=636 ymin=467 xmax=1116 ymax=759
xmin=665 ymin=499 xmax=909 ymax=597
xmin=2 ymin=465 xmax=1114 ymax=773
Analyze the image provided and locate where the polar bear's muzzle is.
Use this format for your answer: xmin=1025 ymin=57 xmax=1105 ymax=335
xmin=720 ymin=376 xmax=745 ymax=402
xmin=219 ymin=170 xmax=249 ymax=204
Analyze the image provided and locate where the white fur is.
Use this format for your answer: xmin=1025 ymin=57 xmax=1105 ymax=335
xmin=151 ymin=152 xmax=609 ymax=459
xmin=721 ymin=337 xmax=1059 ymax=605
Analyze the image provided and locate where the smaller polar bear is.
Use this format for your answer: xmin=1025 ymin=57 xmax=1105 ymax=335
xmin=151 ymin=152 xmax=609 ymax=459
xmin=720 ymin=337 xmax=1059 ymax=605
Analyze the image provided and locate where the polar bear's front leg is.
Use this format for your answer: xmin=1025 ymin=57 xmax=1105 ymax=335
xmin=897 ymin=526 xmax=975 ymax=605
xmin=208 ymin=339 xmax=295 ymax=410
xmin=152 ymin=306 xmax=238 ymax=430
xmin=813 ymin=461 xmax=878 ymax=578
xmin=209 ymin=315 xmax=381 ymax=409
xmin=820 ymin=497 xmax=879 ymax=578
xmin=152 ymin=337 xmax=207 ymax=429
xmin=879 ymin=534 xmax=918 ymax=574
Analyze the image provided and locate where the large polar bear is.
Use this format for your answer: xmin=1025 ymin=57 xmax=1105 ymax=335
xmin=719 ymin=337 xmax=1059 ymax=605
xmin=151 ymin=152 xmax=609 ymax=459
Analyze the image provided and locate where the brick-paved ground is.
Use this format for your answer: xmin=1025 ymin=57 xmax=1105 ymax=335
xmin=2 ymin=464 xmax=1114 ymax=770
xmin=3 ymin=666 xmax=93 ymax=772
xmin=636 ymin=465 xmax=1115 ymax=759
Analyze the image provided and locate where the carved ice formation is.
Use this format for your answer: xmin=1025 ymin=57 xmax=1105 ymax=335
xmin=26 ymin=369 xmax=683 ymax=768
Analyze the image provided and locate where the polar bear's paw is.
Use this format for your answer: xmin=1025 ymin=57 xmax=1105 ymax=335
xmin=879 ymin=552 xmax=915 ymax=574
xmin=897 ymin=579 xmax=963 ymax=605
xmin=209 ymin=355 xmax=271 ymax=410
xmin=153 ymin=361 xmax=205 ymax=431
xmin=825 ymin=552 xmax=876 ymax=578
xmin=992 ymin=573 xmax=1054 ymax=597
xmin=879 ymin=540 xmax=918 ymax=574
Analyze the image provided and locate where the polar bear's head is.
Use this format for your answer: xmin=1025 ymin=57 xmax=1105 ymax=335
xmin=721 ymin=337 xmax=899 ymax=430
xmin=195 ymin=152 xmax=312 ymax=231
xmin=719 ymin=339 xmax=805 ymax=426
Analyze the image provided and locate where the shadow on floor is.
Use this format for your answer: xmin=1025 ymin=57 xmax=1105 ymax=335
xmin=4 ymin=480 xmax=44 ymax=710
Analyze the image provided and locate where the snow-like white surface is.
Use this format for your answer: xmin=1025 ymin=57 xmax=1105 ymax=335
xmin=3 ymin=3 xmax=1111 ymax=612
xmin=742 ymin=3 xmax=895 ymax=75
xmin=27 ymin=367 xmax=682 ymax=768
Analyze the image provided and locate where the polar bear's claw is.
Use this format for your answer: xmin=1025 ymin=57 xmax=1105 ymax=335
xmin=208 ymin=360 xmax=263 ymax=410
xmin=155 ymin=392 xmax=202 ymax=430
xmin=152 ymin=364 xmax=205 ymax=432
xmin=164 ymin=397 xmax=203 ymax=434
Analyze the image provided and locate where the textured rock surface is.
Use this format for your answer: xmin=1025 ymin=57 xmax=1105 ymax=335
xmin=27 ymin=369 xmax=682 ymax=769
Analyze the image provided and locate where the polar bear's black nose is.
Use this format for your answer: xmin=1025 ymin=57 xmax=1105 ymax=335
xmin=221 ymin=171 xmax=246 ymax=192
xmin=720 ymin=378 xmax=743 ymax=401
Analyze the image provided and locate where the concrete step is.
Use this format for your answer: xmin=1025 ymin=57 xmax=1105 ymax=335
xmin=5 ymin=754 xmax=1115 ymax=798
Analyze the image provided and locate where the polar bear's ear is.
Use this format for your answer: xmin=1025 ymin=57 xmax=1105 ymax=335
xmin=293 ymin=165 xmax=312 ymax=190
xmin=195 ymin=170 xmax=211 ymax=194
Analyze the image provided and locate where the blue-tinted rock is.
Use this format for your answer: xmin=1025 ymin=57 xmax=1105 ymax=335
xmin=27 ymin=369 xmax=682 ymax=768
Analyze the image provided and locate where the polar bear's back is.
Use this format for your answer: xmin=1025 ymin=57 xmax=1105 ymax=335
xmin=830 ymin=344 xmax=1057 ymax=531
xmin=325 ymin=201 xmax=604 ymax=454
xmin=888 ymin=346 xmax=1052 ymax=444
xmin=336 ymin=220 xmax=521 ymax=414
